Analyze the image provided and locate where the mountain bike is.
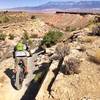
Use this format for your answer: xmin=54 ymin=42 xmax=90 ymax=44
xmin=14 ymin=58 xmax=26 ymax=90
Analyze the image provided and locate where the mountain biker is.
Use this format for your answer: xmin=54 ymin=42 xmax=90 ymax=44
xmin=14 ymin=40 xmax=28 ymax=75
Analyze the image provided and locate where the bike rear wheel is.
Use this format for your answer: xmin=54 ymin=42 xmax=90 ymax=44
xmin=15 ymin=66 xmax=24 ymax=90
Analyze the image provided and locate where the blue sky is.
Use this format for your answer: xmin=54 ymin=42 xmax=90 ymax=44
xmin=0 ymin=0 xmax=99 ymax=9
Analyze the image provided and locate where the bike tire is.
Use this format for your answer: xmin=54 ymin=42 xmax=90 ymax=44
xmin=15 ymin=66 xmax=24 ymax=90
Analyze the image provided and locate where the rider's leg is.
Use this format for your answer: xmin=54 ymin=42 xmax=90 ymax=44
xmin=23 ymin=57 xmax=28 ymax=73
xmin=13 ymin=57 xmax=19 ymax=73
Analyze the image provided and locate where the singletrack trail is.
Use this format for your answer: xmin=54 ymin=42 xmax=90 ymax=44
xmin=0 ymin=55 xmax=36 ymax=100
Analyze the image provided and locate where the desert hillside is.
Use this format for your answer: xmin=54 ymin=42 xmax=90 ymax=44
xmin=35 ymin=13 xmax=94 ymax=30
xmin=0 ymin=12 xmax=95 ymax=37
xmin=0 ymin=11 xmax=100 ymax=100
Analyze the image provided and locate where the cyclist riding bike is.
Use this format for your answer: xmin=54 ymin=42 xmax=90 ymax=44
xmin=14 ymin=40 xmax=28 ymax=75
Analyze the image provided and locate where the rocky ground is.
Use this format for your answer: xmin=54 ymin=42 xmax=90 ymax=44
xmin=0 ymin=12 xmax=100 ymax=100
xmin=0 ymin=18 xmax=51 ymax=37
xmin=41 ymin=29 xmax=100 ymax=100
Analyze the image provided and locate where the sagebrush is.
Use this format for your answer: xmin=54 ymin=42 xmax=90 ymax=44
xmin=55 ymin=42 xmax=70 ymax=59
xmin=42 ymin=30 xmax=63 ymax=47
xmin=0 ymin=33 xmax=6 ymax=40
xmin=0 ymin=15 xmax=9 ymax=23
xmin=9 ymin=34 xmax=15 ymax=40
xmin=92 ymin=24 xmax=100 ymax=36
xmin=64 ymin=58 xmax=81 ymax=75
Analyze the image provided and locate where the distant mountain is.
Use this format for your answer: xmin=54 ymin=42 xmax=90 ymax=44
xmin=9 ymin=1 xmax=100 ymax=11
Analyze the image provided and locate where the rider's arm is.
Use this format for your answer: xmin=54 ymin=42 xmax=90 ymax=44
xmin=23 ymin=45 xmax=26 ymax=50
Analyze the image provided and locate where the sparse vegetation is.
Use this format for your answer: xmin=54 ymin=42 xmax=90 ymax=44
xmin=87 ymin=20 xmax=95 ymax=26
xmin=55 ymin=42 xmax=70 ymax=60
xmin=9 ymin=34 xmax=15 ymax=40
xmin=0 ymin=15 xmax=9 ymax=23
xmin=91 ymin=24 xmax=100 ymax=36
xmin=22 ymin=30 xmax=30 ymax=42
xmin=28 ymin=39 xmax=34 ymax=49
xmin=64 ymin=58 xmax=81 ymax=75
xmin=0 ymin=33 xmax=7 ymax=40
xmin=31 ymin=15 xmax=36 ymax=19
xmin=94 ymin=16 xmax=100 ymax=23
xmin=78 ymin=36 xmax=96 ymax=43
xmin=30 ymin=34 xmax=38 ymax=38
xmin=42 ymin=30 xmax=63 ymax=47
xmin=87 ymin=16 xmax=100 ymax=27
xmin=3 ymin=11 xmax=8 ymax=14
xmin=65 ymin=26 xmax=76 ymax=32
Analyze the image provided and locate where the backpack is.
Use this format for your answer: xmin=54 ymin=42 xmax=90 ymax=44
xmin=16 ymin=42 xmax=24 ymax=51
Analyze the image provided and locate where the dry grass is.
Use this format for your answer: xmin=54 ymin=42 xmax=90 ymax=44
xmin=78 ymin=36 xmax=96 ymax=43
xmin=92 ymin=24 xmax=100 ymax=36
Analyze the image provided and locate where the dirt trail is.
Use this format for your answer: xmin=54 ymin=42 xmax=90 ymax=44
xmin=0 ymin=56 xmax=35 ymax=100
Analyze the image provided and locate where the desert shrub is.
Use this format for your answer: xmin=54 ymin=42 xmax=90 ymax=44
xmin=91 ymin=24 xmax=100 ymax=36
xmin=78 ymin=36 xmax=96 ymax=43
xmin=87 ymin=16 xmax=100 ymax=27
xmin=0 ymin=33 xmax=6 ymax=40
xmin=55 ymin=42 xmax=70 ymax=60
xmin=42 ymin=30 xmax=63 ymax=47
xmin=22 ymin=30 xmax=30 ymax=43
xmin=65 ymin=26 xmax=70 ymax=31
xmin=65 ymin=26 xmax=76 ymax=32
xmin=22 ymin=30 xmax=30 ymax=41
xmin=3 ymin=11 xmax=8 ymax=14
xmin=30 ymin=34 xmax=38 ymax=38
xmin=31 ymin=15 xmax=36 ymax=19
xmin=0 ymin=16 xmax=9 ymax=23
xmin=9 ymin=34 xmax=15 ymax=40
xmin=88 ymin=20 xmax=95 ymax=26
xmin=64 ymin=58 xmax=80 ymax=75
xmin=94 ymin=16 xmax=100 ymax=23
xmin=28 ymin=39 xmax=34 ymax=49
xmin=3 ymin=16 xmax=9 ymax=23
